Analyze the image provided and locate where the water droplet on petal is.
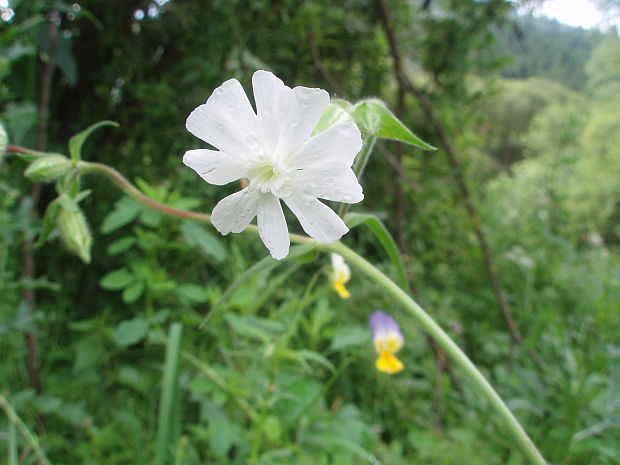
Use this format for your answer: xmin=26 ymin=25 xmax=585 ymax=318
xmin=291 ymin=118 xmax=300 ymax=127
xmin=338 ymin=124 xmax=357 ymax=137
xmin=301 ymin=100 xmax=310 ymax=108
xmin=325 ymin=177 xmax=335 ymax=185
xmin=215 ymin=87 xmax=224 ymax=95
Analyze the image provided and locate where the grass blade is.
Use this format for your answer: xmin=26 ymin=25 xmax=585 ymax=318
xmin=154 ymin=322 xmax=183 ymax=465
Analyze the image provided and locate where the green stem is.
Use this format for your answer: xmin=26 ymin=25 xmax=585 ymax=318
xmin=326 ymin=241 xmax=547 ymax=465
xmin=76 ymin=158 xmax=545 ymax=464
xmin=0 ymin=393 xmax=53 ymax=465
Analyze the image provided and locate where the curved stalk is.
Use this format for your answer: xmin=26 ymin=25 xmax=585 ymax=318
xmin=325 ymin=241 xmax=547 ymax=465
xmin=74 ymin=158 xmax=545 ymax=464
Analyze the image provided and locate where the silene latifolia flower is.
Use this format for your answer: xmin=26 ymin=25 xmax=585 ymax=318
xmin=183 ymin=70 xmax=364 ymax=260
xmin=330 ymin=253 xmax=351 ymax=298
xmin=370 ymin=311 xmax=405 ymax=374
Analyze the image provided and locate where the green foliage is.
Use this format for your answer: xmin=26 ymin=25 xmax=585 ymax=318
xmin=495 ymin=14 xmax=603 ymax=91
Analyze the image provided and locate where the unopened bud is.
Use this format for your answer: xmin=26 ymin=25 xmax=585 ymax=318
xmin=0 ymin=122 xmax=7 ymax=155
xmin=25 ymin=155 xmax=72 ymax=182
xmin=58 ymin=200 xmax=92 ymax=263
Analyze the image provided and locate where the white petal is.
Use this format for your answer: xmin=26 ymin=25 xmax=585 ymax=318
xmin=288 ymin=122 xmax=363 ymax=169
xmin=257 ymin=195 xmax=290 ymax=260
xmin=186 ymin=78 xmax=259 ymax=161
xmin=211 ymin=187 xmax=260 ymax=235
xmin=297 ymin=168 xmax=364 ymax=203
xmin=183 ymin=149 xmax=248 ymax=185
xmin=252 ymin=70 xmax=289 ymax=153
xmin=284 ymin=193 xmax=348 ymax=243
xmin=275 ymin=85 xmax=330 ymax=160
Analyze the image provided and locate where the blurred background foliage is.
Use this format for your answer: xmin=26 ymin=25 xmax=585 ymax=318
xmin=1 ymin=0 xmax=619 ymax=464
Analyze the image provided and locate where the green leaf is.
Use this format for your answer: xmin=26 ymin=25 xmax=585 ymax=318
xmin=313 ymin=99 xmax=354 ymax=135
xmin=344 ymin=212 xmax=409 ymax=292
xmin=99 ymin=268 xmax=135 ymax=290
xmin=139 ymin=207 xmax=162 ymax=228
xmin=69 ymin=120 xmax=118 ymax=163
xmin=208 ymin=407 xmax=238 ymax=458
xmin=107 ymin=237 xmax=136 ymax=255
xmin=225 ymin=314 xmax=284 ymax=342
xmin=180 ymin=220 xmax=227 ymax=262
xmin=291 ymin=349 xmax=336 ymax=371
xmin=329 ymin=326 xmax=370 ymax=351
xmin=101 ymin=196 xmax=141 ymax=234
xmin=352 ymin=99 xmax=435 ymax=150
xmin=34 ymin=198 xmax=61 ymax=248
xmin=122 ymin=281 xmax=145 ymax=303
xmin=263 ymin=415 xmax=282 ymax=443
xmin=176 ymin=283 xmax=208 ymax=304
xmin=114 ymin=317 xmax=148 ymax=347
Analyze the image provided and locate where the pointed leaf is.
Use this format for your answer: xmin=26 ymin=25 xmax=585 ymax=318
xmin=101 ymin=196 xmax=141 ymax=234
xmin=180 ymin=220 xmax=226 ymax=262
xmin=114 ymin=317 xmax=148 ymax=347
xmin=100 ymin=268 xmax=136 ymax=290
xmin=69 ymin=120 xmax=118 ymax=163
xmin=352 ymin=100 xmax=435 ymax=150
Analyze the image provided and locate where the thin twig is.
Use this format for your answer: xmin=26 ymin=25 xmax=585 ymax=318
xmin=23 ymin=8 xmax=60 ymax=400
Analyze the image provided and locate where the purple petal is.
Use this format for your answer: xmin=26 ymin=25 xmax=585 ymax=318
xmin=370 ymin=311 xmax=402 ymax=338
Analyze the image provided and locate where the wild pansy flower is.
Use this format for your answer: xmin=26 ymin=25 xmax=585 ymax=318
xmin=370 ymin=311 xmax=404 ymax=374
xmin=330 ymin=253 xmax=351 ymax=298
xmin=183 ymin=70 xmax=364 ymax=260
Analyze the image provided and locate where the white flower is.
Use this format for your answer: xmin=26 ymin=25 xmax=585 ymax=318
xmin=183 ymin=70 xmax=364 ymax=259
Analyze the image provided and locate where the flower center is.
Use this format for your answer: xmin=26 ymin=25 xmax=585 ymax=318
xmin=248 ymin=161 xmax=292 ymax=197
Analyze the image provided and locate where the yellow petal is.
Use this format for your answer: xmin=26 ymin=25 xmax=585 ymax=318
xmin=334 ymin=280 xmax=351 ymax=299
xmin=376 ymin=351 xmax=404 ymax=374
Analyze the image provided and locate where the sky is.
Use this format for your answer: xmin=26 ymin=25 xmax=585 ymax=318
xmin=0 ymin=0 xmax=615 ymax=29
xmin=534 ymin=0 xmax=614 ymax=29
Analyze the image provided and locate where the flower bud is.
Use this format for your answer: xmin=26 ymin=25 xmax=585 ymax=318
xmin=57 ymin=199 xmax=92 ymax=263
xmin=0 ymin=122 xmax=7 ymax=155
xmin=25 ymin=155 xmax=72 ymax=182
